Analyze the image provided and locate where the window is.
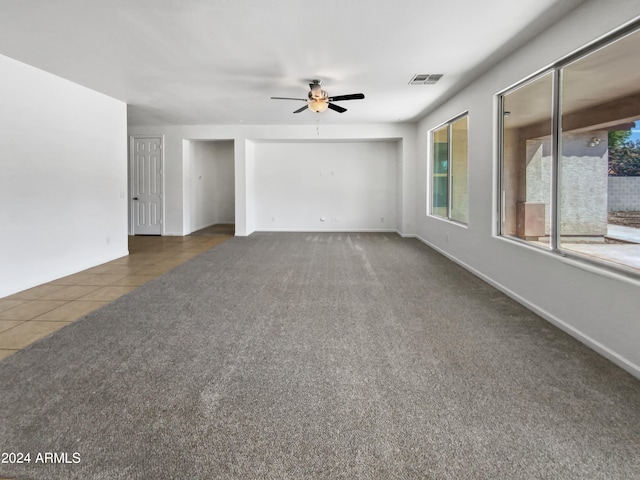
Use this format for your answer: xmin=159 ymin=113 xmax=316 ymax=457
xmin=500 ymin=72 xmax=554 ymax=248
xmin=430 ymin=114 xmax=469 ymax=223
xmin=499 ymin=25 xmax=640 ymax=275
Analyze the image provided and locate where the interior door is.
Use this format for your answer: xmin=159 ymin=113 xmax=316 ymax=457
xmin=131 ymin=136 xmax=163 ymax=235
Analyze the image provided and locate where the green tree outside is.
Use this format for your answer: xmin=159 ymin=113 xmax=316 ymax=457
xmin=608 ymin=130 xmax=632 ymax=148
xmin=609 ymin=138 xmax=640 ymax=176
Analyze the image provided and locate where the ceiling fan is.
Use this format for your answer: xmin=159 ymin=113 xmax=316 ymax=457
xmin=271 ymin=80 xmax=365 ymax=113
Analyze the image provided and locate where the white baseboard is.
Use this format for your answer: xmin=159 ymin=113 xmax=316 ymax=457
xmin=396 ymin=230 xmax=417 ymax=238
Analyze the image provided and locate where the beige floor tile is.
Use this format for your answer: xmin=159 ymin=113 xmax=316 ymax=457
xmin=0 ymin=299 xmax=26 ymax=313
xmin=106 ymin=257 xmax=130 ymax=265
xmin=101 ymin=264 xmax=148 ymax=275
xmin=39 ymin=285 xmax=102 ymax=301
xmin=125 ymin=253 xmax=167 ymax=262
xmin=104 ymin=253 xmax=130 ymax=262
xmin=87 ymin=273 xmax=129 ymax=285
xmin=78 ymin=286 xmax=136 ymax=302
xmin=52 ymin=273 xmax=127 ymax=286
xmin=170 ymin=252 xmax=200 ymax=261
xmin=107 ymin=256 xmax=146 ymax=265
xmin=34 ymin=300 xmax=107 ymax=321
xmin=81 ymin=264 xmax=116 ymax=274
xmin=155 ymin=259 xmax=189 ymax=268
xmin=83 ymin=263 xmax=145 ymax=275
xmin=0 ymin=321 xmax=70 ymax=349
xmin=134 ymin=265 xmax=174 ymax=276
xmin=107 ymin=258 xmax=158 ymax=270
xmin=203 ymin=239 xmax=229 ymax=248
xmin=4 ymin=284 xmax=65 ymax=300
xmin=50 ymin=271 xmax=94 ymax=285
xmin=110 ymin=275 xmax=156 ymax=287
xmin=0 ymin=349 xmax=18 ymax=360
xmin=186 ymin=247 xmax=212 ymax=254
xmin=158 ymin=247 xmax=188 ymax=254
xmin=0 ymin=300 xmax=68 ymax=320
xmin=0 ymin=320 xmax=24 ymax=333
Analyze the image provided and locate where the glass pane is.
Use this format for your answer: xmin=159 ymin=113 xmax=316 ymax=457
xmin=559 ymin=29 xmax=640 ymax=272
xmin=432 ymin=126 xmax=448 ymax=217
xmin=501 ymin=72 xmax=553 ymax=248
xmin=450 ymin=116 xmax=468 ymax=223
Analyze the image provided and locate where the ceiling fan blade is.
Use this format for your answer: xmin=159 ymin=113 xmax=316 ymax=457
xmin=293 ymin=105 xmax=309 ymax=113
xmin=327 ymin=93 xmax=365 ymax=102
xmin=271 ymin=96 xmax=307 ymax=101
xmin=327 ymin=103 xmax=347 ymax=113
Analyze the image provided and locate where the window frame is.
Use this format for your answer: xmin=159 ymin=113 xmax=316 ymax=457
xmin=428 ymin=111 xmax=469 ymax=225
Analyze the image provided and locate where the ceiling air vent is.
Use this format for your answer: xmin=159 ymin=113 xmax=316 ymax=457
xmin=409 ymin=74 xmax=443 ymax=85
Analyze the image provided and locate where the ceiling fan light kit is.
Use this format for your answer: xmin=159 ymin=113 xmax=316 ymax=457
xmin=271 ymin=79 xmax=364 ymax=114
xmin=308 ymin=98 xmax=329 ymax=113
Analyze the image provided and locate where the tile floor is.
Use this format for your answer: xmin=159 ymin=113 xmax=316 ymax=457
xmin=0 ymin=234 xmax=231 ymax=360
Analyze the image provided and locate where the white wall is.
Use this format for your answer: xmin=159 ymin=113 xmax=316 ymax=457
xmin=189 ymin=140 xmax=235 ymax=232
xmin=415 ymin=1 xmax=640 ymax=377
xmin=213 ymin=141 xmax=235 ymax=224
xmin=255 ymin=141 xmax=397 ymax=231
xmin=128 ymin=124 xmax=417 ymax=237
xmin=0 ymin=54 xmax=128 ymax=298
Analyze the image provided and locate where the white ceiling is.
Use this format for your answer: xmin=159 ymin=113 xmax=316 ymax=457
xmin=0 ymin=0 xmax=588 ymax=126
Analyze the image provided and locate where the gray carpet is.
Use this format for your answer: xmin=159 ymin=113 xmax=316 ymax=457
xmin=1 ymin=233 xmax=639 ymax=479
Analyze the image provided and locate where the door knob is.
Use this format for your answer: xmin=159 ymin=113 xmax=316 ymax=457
xmin=133 ymin=197 xmax=139 ymax=200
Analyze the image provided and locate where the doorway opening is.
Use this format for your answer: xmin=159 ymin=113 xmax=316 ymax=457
xmin=188 ymin=140 xmax=235 ymax=236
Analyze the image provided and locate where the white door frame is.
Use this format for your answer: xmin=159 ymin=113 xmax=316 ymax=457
xmin=129 ymin=135 xmax=164 ymax=235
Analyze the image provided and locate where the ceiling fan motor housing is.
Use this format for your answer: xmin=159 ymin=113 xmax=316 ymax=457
xmin=309 ymin=80 xmax=327 ymax=100
xmin=308 ymin=90 xmax=328 ymax=101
